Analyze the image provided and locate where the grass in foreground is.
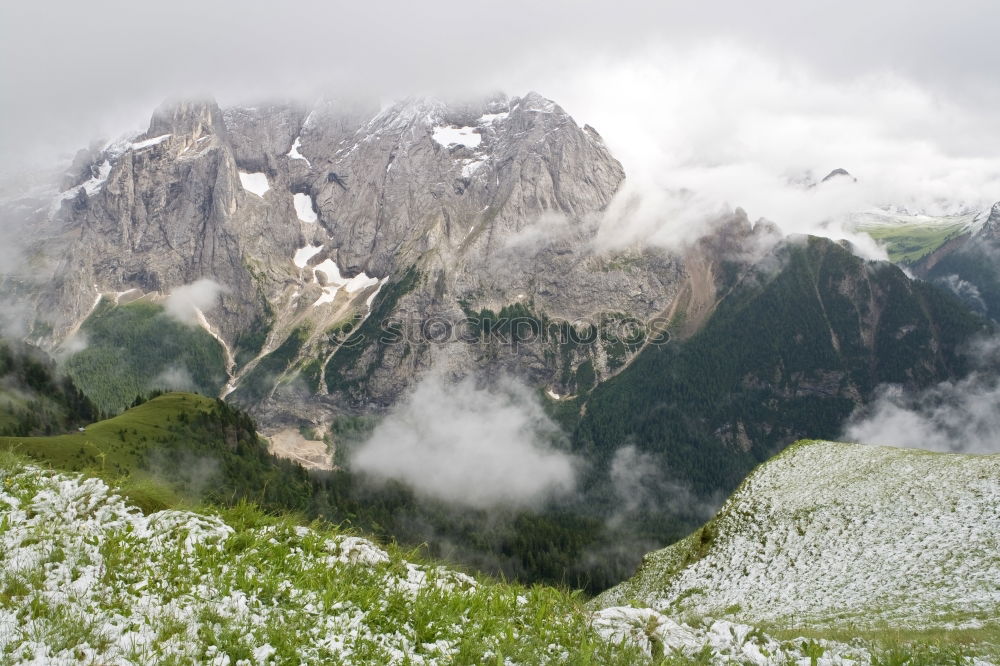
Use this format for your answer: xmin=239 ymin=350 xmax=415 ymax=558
xmin=0 ymin=450 xmax=645 ymax=665
xmin=1 ymin=449 xmax=995 ymax=664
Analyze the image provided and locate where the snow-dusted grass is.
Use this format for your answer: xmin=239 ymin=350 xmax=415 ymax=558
xmin=238 ymin=172 xmax=270 ymax=197
xmin=1 ymin=450 xmax=989 ymax=664
xmin=591 ymin=607 xmax=870 ymax=664
xmin=0 ymin=455 xmax=650 ymax=665
xmin=595 ymin=440 xmax=1000 ymax=658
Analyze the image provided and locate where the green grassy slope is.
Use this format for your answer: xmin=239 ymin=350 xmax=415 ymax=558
xmin=0 ymin=392 xmax=315 ymax=514
xmin=0 ymin=454 xmax=648 ymax=665
xmin=858 ymin=221 xmax=968 ymax=264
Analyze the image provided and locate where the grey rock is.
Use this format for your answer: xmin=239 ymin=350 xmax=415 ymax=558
xmin=4 ymin=92 xmax=699 ymax=426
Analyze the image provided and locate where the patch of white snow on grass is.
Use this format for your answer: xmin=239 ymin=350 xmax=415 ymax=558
xmin=239 ymin=171 xmax=270 ymax=197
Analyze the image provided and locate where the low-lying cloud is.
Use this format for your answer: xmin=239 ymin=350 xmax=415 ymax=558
xmin=150 ymin=366 xmax=196 ymax=392
xmin=843 ymin=338 xmax=1000 ymax=453
xmin=163 ymin=279 xmax=226 ymax=325
xmin=607 ymin=445 xmax=718 ymax=526
xmin=549 ymin=44 xmax=1000 ymax=256
xmin=350 ymin=373 xmax=579 ymax=508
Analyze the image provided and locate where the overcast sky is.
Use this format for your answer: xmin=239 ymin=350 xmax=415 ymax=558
xmin=2 ymin=0 xmax=999 ymax=223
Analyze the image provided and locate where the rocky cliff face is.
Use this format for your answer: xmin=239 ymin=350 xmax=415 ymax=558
xmin=5 ymin=93 xmax=689 ymax=425
xmin=980 ymin=201 xmax=1000 ymax=239
xmin=912 ymin=200 xmax=1000 ymax=321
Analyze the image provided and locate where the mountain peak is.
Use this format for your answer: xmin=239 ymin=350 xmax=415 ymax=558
xmin=148 ymin=98 xmax=227 ymax=141
xmin=985 ymin=201 xmax=1000 ymax=234
xmin=821 ymin=168 xmax=856 ymax=183
xmin=514 ymin=91 xmax=561 ymax=114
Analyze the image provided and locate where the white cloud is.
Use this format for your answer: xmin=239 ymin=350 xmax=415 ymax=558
xmin=547 ymin=45 xmax=1000 ymax=256
xmin=163 ymin=279 xmax=226 ymax=325
xmin=607 ymin=445 xmax=717 ymax=525
xmin=350 ymin=373 xmax=579 ymax=508
xmin=843 ymin=338 xmax=1000 ymax=453
xmin=150 ymin=366 xmax=196 ymax=391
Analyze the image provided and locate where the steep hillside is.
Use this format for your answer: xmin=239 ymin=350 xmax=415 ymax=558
xmin=0 ymin=392 xmax=316 ymax=514
xmin=914 ymin=203 xmax=1000 ymax=322
xmin=0 ymin=338 xmax=96 ymax=436
xmin=564 ymin=235 xmax=989 ymax=585
xmin=2 ymin=453 xmax=992 ymax=664
xmin=64 ymin=299 xmax=229 ymax=414
xmin=595 ymin=440 xmax=1000 ymax=650
xmin=0 ymin=456 xmax=938 ymax=665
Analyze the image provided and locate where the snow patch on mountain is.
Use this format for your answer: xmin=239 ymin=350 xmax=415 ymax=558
xmin=131 ymin=134 xmax=172 ymax=151
xmin=344 ymin=273 xmax=379 ymax=294
xmin=293 ymin=192 xmax=317 ymax=223
xmin=238 ymin=171 xmax=270 ymax=197
xmin=478 ymin=112 xmax=509 ymax=125
xmin=80 ymin=160 xmax=112 ymax=196
xmin=313 ymin=258 xmax=343 ymax=285
xmin=293 ymin=243 xmax=323 ymax=269
xmin=431 ymin=126 xmax=481 ymax=149
xmin=365 ymin=280 xmax=385 ymax=309
xmin=461 ymin=159 xmax=486 ymax=178
xmin=287 ymin=136 xmax=311 ymax=166
xmin=310 ymin=258 xmax=379 ymax=306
